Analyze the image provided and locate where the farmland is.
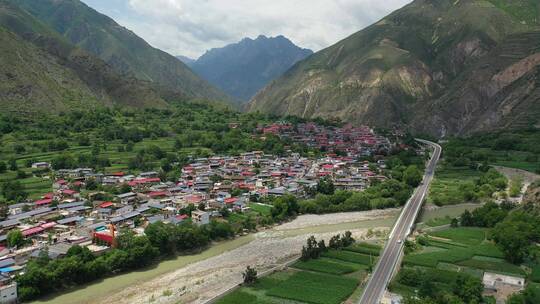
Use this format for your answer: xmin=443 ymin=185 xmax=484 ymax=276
xmin=427 ymin=164 xmax=506 ymax=206
xmin=216 ymin=242 xmax=382 ymax=304
xmin=392 ymin=225 xmax=534 ymax=302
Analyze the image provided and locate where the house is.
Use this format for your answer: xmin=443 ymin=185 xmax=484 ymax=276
xmin=0 ymin=282 xmax=17 ymax=304
xmin=57 ymin=216 xmax=84 ymax=226
xmin=110 ymin=211 xmax=140 ymax=225
xmin=139 ymin=171 xmax=158 ymax=178
xmin=61 ymin=189 xmax=79 ymax=198
xmin=117 ymin=192 xmax=137 ymax=204
xmin=31 ymin=162 xmax=51 ymax=169
xmin=191 ymin=210 xmax=210 ymax=226
xmin=268 ymin=187 xmax=287 ymax=196
xmin=483 ymin=272 xmax=525 ymax=302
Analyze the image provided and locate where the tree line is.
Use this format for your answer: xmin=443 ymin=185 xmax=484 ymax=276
xmin=15 ymin=220 xmax=234 ymax=301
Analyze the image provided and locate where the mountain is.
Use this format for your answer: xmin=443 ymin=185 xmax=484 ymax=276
xmin=176 ymin=55 xmax=196 ymax=66
xmin=249 ymin=0 xmax=540 ymax=136
xmin=189 ymin=35 xmax=313 ymax=103
xmin=11 ymin=0 xmax=229 ymax=102
xmin=0 ymin=0 xmax=168 ymax=114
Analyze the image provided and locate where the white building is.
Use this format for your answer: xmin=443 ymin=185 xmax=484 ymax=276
xmin=31 ymin=162 xmax=51 ymax=169
xmin=192 ymin=210 xmax=210 ymax=226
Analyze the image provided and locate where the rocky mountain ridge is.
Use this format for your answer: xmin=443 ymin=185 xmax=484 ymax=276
xmin=248 ymin=0 xmax=540 ymax=136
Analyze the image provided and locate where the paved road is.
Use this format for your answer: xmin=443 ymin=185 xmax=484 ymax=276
xmin=358 ymin=139 xmax=442 ymax=304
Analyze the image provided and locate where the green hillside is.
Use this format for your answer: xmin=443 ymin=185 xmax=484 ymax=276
xmin=0 ymin=0 xmax=168 ymax=114
xmin=488 ymin=0 xmax=539 ymax=25
xmin=249 ymin=0 xmax=540 ymax=136
xmin=11 ymin=0 xmax=230 ymax=102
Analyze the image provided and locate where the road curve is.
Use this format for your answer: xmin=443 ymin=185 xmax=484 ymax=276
xmin=358 ymin=139 xmax=442 ymax=304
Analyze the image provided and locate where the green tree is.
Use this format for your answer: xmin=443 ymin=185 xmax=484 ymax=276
xmin=460 ymin=210 xmax=474 ymax=226
xmin=8 ymin=158 xmax=17 ymax=171
xmin=0 ymin=161 xmax=6 ymax=173
xmin=242 ymin=266 xmax=258 ymax=285
xmin=403 ymin=165 xmax=422 ymax=187
xmin=492 ymin=220 xmax=532 ymax=263
xmin=317 ymin=177 xmax=335 ymax=195
xmin=453 ymin=274 xmax=483 ymax=304
xmin=1 ymin=180 xmax=28 ymax=202
xmin=7 ymin=229 xmax=25 ymax=248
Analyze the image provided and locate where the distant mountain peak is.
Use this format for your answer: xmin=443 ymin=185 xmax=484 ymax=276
xmin=189 ymin=35 xmax=313 ymax=103
xmin=176 ymin=55 xmax=196 ymax=66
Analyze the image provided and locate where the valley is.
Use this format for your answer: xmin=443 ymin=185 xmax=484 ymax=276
xmin=0 ymin=0 xmax=538 ymax=304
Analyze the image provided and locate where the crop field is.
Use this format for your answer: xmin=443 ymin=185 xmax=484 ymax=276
xmin=292 ymin=258 xmax=364 ymax=275
xmin=457 ymin=258 xmax=525 ymax=276
xmin=396 ymin=226 xmax=531 ymax=299
xmin=266 ymin=271 xmax=359 ymax=304
xmin=473 ymin=148 xmax=539 ymax=172
xmin=216 ymin=291 xmax=266 ymax=304
xmin=429 ymin=227 xmax=487 ymax=246
xmin=322 ymin=250 xmax=375 ymax=265
xmin=217 ymin=243 xmax=381 ymax=304
xmin=405 ymin=228 xmax=505 ymax=269
xmin=428 ymin=165 xmax=482 ymax=206
xmin=344 ymin=242 xmax=382 ymax=256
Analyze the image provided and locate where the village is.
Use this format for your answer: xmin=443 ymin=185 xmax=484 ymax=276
xmin=0 ymin=123 xmax=395 ymax=302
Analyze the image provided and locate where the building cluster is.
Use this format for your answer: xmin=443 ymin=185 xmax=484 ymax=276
xmin=259 ymin=122 xmax=392 ymax=156
xmin=0 ymin=124 xmax=392 ymax=301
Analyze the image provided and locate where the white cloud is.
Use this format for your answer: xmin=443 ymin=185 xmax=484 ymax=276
xmin=87 ymin=0 xmax=412 ymax=58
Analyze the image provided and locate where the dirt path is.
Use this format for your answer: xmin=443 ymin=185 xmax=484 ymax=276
xmin=91 ymin=212 xmax=393 ymax=304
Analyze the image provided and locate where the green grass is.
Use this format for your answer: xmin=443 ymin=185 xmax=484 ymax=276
xmin=249 ymin=203 xmax=273 ymax=216
xmin=344 ymin=243 xmax=382 ymax=256
xmin=487 ymin=0 xmax=539 ymax=26
xmin=425 ymin=216 xmax=453 ymax=227
xmin=470 ymin=243 xmax=505 ymax=259
xmin=425 ymin=237 xmax=467 ymax=249
xmin=215 ymin=290 xmax=269 ymax=304
xmin=457 ymin=258 xmax=525 ymax=276
xmin=428 ymin=227 xmax=487 ymax=246
xmin=405 ymin=242 xmax=504 ymax=268
xmin=404 ymin=247 xmax=474 ymax=268
xmin=428 ymin=166 xmax=483 ymax=206
xmin=322 ymin=251 xmax=375 ymax=266
xmin=292 ymin=257 xmax=363 ymax=275
xmin=266 ymin=271 xmax=359 ymax=304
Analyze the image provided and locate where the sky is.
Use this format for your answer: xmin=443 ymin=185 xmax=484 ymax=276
xmin=81 ymin=0 xmax=412 ymax=59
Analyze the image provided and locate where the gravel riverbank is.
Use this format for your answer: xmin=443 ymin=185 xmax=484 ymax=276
xmin=93 ymin=211 xmax=393 ymax=304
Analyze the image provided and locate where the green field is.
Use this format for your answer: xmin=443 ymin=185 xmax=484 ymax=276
xmin=322 ymin=250 xmax=375 ymax=266
xmin=428 ymin=165 xmax=483 ymax=206
xmin=396 ymin=226 xmax=529 ymax=299
xmin=266 ymin=271 xmax=359 ymax=304
xmin=217 ymin=243 xmax=381 ymax=304
xmin=344 ymin=242 xmax=382 ymax=256
xmin=457 ymin=258 xmax=525 ymax=276
xmin=248 ymin=203 xmax=273 ymax=216
xmin=292 ymin=257 xmax=364 ymax=275
xmin=216 ymin=291 xmax=266 ymax=304
xmin=429 ymin=227 xmax=487 ymax=246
